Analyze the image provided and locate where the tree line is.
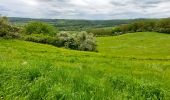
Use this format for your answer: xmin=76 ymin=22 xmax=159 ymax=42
xmin=113 ymin=18 xmax=170 ymax=34
xmin=9 ymin=17 xmax=136 ymax=31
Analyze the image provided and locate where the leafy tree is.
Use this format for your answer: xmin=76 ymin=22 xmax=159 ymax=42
xmin=156 ymin=18 xmax=170 ymax=33
xmin=0 ymin=16 xmax=20 ymax=39
xmin=24 ymin=21 xmax=58 ymax=36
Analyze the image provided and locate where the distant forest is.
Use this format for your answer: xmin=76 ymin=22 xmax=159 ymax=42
xmin=9 ymin=17 xmax=156 ymax=31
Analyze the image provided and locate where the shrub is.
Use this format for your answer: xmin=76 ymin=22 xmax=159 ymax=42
xmin=23 ymin=34 xmax=59 ymax=46
xmin=56 ymin=31 xmax=72 ymax=47
xmin=112 ymin=27 xmax=123 ymax=35
xmin=23 ymin=21 xmax=58 ymax=36
xmin=75 ymin=32 xmax=97 ymax=51
xmin=0 ymin=16 xmax=20 ymax=39
xmin=87 ymin=28 xmax=113 ymax=36
xmin=56 ymin=31 xmax=97 ymax=51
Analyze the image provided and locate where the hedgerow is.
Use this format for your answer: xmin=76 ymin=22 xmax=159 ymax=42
xmin=0 ymin=16 xmax=20 ymax=39
xmin=113 ymin=18 xmax=170 ymax=34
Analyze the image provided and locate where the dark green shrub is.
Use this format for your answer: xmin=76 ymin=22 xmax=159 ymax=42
xmin=23 ymin=34 xmax=59 ymax=46
xmin=87 ymin=28 xmax=113 ymax=36
xmin=0 ymin=16 xmax=20 ymax=39
xmin=112 ymin=27 xmax=123 ymax=35
xmin=23 ymin=21 xmax=58 ymax=36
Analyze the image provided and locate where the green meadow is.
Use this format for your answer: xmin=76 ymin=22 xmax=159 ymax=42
xmin=97 ymin=32 xmax=170 ymax=59
xmin=0 ymin=32 xmax=170 ymax=100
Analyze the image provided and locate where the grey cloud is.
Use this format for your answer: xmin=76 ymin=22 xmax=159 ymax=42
xmin=0 ymin=6 xmax=9 ymax=11
xmin=110 ymin=1 xmax=126 ymax=6
xmin=0 ymin=0 xmax=170 ymax=19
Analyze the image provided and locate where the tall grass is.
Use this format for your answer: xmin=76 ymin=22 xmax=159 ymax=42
xmin=0 ymin=32 xmax=170 ymax=99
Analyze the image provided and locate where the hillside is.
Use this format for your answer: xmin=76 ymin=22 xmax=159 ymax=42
xmin=0 ymin=32 xmax=170 ymax=99
xmin=9 ymin=17 xmax=150 ymax=31
xmin=97 ymin=32 xmax=170 ymax=59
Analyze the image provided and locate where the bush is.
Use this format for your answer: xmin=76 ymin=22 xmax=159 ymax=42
xmin=75 ymin=32 xmax=97 ymax=51
xmin=87 ymin=28 xmax=113 ymax=36
xmin=23 ymin=21 xmax=58 ymax=36
xmin=56 ymin=31 xmax=72 ymax=47
xmin=56 ymin=31 xmax=97 ymax=51
xmin=23 ymin=34 xmax=59 ymax=46
xmin=0 ymin=16 xmax=20 ymax=39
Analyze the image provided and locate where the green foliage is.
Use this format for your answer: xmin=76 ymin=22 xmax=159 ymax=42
xmin=87 ymin=27 xmax=113 ymax=36
xmin=21 ymin=21 xmax=96 ymax=51
xmin=22 ymin=21 xmax=96 ymax=51
xmin=113 ymin=24 xmax=130 ymax=34
xmin=57 ymin=31 xmax=97 ymax=51
xmin=23 ymin=34 xmax=59 ymax=46
xmin=156 ymin=18 xmax=170 ymax=33
xmin=9 ymin=17 xmax=137 ymax=31
xmin=23 ymin=31 xmax=97 ymax=51
xmin=76 ymin=32 xmax=97 ymax=51
xmin=23 ymin=21 xmax=58 ymax=36
xmin=0 ymin=16 xmax=20 ymax=39
xmin=113 ymin=19 xmax=170 ymax=34
xmin=56 ymin=31 xmax=72 ymax=47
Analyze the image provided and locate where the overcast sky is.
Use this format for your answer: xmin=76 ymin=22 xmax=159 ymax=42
xmin=0 ymin=0 xmax=170 ymax=19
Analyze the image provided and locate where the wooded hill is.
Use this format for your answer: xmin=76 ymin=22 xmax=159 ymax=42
xmin=9 ymin=17 xmax=155 ymax=31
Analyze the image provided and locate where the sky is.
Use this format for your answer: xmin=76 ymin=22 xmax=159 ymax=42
xmin=0 ymin=0 xmax=170 ymax=19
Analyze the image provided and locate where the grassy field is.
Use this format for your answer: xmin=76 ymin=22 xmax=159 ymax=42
xmin=0 ymin=32 xmax=170 ymax=100
xmin=97 ymin=32 xmax=170 ymax=59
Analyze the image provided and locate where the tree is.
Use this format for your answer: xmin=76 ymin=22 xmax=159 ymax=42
xmin=0 ymin=16 xmax=20 ymax=39
xmin=24 ymin=21 xmax=58 ymax=36
xmin=156 ymin=18 xmax=170 ymax=33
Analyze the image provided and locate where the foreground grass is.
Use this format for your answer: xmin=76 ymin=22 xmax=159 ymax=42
xmin=0 ymin=32 xmax=170 ymax=100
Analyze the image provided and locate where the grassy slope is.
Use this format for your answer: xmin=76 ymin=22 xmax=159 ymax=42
xmin=97 ymin=32 xmax=170 ymax=59
xmin=0 ymin=32 xmax=170 ymax=99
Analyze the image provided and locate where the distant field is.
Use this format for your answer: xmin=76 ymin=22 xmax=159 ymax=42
xmin=0 ymin=32 xmax=170 ymax=99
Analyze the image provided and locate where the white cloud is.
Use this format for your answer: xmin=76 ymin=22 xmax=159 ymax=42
xmin=21 ymin=0 xmax=39 ymax=6
xmin=0 ymin=0 xmax=170 ymax=19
